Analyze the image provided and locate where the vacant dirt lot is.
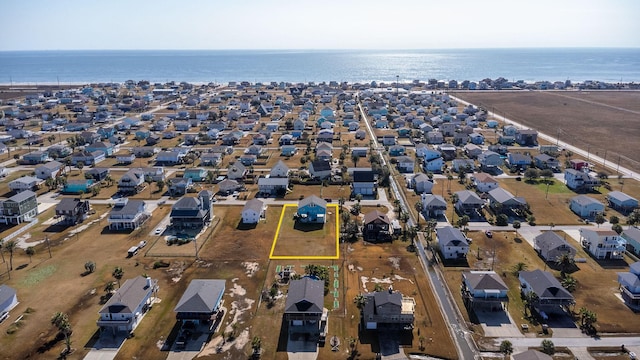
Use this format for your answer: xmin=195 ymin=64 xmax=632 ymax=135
xmin=452 ymin=91 xmax=640 ymax=170
xmin=271 ymin=206 xmax=338 ymax=258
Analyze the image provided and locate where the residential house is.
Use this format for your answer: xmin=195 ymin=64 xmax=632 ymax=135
xmin=80 ymin=131 xmax=101 ymax=145
xmin=411 ymin=173 xmax=434 ymax=194
xmin=461 ymin=271 xmax=509 ymax=311
xmin=227 ymin=162 xmax=247 ymax=181
xmin=71 ymin=150 xmax=105 ymax=166
xmin=279 ymin=134 xmax=294 ymax=146
xmin=218 ymin=179 xmax=241 ymax=194
xmin=463 ymin=144 xmax=482 ymax=159
xmin=534 ymin=154 xmax=559 ymax=170
xmin=142 ymin=167 xmax=165 ymax=182
xmin=415 ymin=144 xmax=436 ymax=159
xmin=606 ymin=191 xmax=638 ymax=214
xmin=478 ymin=150 xmax=503 ymax=172
xmin=519 ymin=269 xmax=574 ymax=315
xmin=565 ymin=169 xmax=599 ymax=191
xmin=86 ymin=168 xmax=110 ymax=181
xmin=174 ymin=279 xmax=225 ymax=325
xmin=534 ymin=231 xmax=577 ymax=262
xmin=242 ymin=199 xmax=265 ymax=224
xmin=156 ymin=151 xmax=182 ymax=165
xmin=468 ymin=133 xmax=484 ymax=145
xmin=170 ymin=191 xmax=212 ymax=229
xmin=427 ymin=131 xmax=444 ymax=144
xmin=622 ymin=227 xmax=640 ymax=256
xmin=297 ymin=195 xmax=327 ymax=223
xmin=63 ymin=179 xmax=97 ymax=194
xmin=239 ymin=154 xmax=257 ymax=166
xmin=362 ymin=210 xmax=391 ymax=243
xmin=420 ymin=194 xmax=447 ymax=218
xmin=47 ymin=145 xmax=72 ymax=159
xmin=309 ymin=160 xmax=331 ymax=180
xmin=132 ymin=146 xmax=157 ymax=158
xmin=569 ymin=159 xmax=589 ymax=171
xmin=85 ymin=142 xmax=115 ymax=157
xmin=270 ymin=160 xmax=290 ymax=178
xmin=316 ymin=149 xmax=332 ymax=161
xmin=352 ymin=170 xmax=377 ymax=196
xmin=488 ymin=187 xmax=527 ymax=213
xmin=506 ymin=153 xmax=532 ymax=169
xmin=396 ymin=156 xmax=415 ymax=173
xmin=381 ymin=134 xmax=396 ymax=146
xmin=473 ymin=173 xmax=499 ymax=193
xmin=569 ymin=195 xmax=604 ymax=218
xmin=351 ymin=147 xmax=368 ymax=158
xmin=97 ymin=276 xmax=158 ymax=334
xmin=200 ymin=152 xmax=222 ymax=167
xmin=284 ymin=278 xmax=325 ymax=340
xmin=118 ymin=169 xmax=145 ymax=194
xmin=258 ymin=177 xmax=289 ymax=195
xmin=108 ymin=199 xmax=150 ymax=230
xmin=184 ymin=168 xmax=208 ymax=182
xmin=515 ymin=129 xmax=538 ymax=146
xmin=389 ymin=145 xmax=405 ymax=156
xmin=116 ymin=153 xmax=136 ymax=165
xmin=437 ymin=144 xmax=457 ymax=161
xmin=55 ymin=198 xmax=90 ymax=225
xmin=423 ymin=157 xmax=444 ymax=173
xmin=362 ymin=289 xmax=415 ymax=330
xmin=35 ymin=161 xmax=63 ymax=180
xmin=452 ymin=159 xmax=475 ymax=173
xmin=245 ymin=145 xmax=264 ymax=156
xmin=0 ymin=285 xmax=18 ymax=315
xmin=436 ymin=226 xmax=470 ymax=260
xmin=454 ymin=190 xmax=485 ymax=216
xmin=9 ymin=176 xmax=43 ymax=193
xmin=579 ymin=228 xmax=626 ymax=260
xmin=0 ymin=190 xmax=39 ymax=225
xmin=168 ymin=177 xmax=193 ymax=196
xmin=23 ymin=151 xmax=50 ymax=165
xmin=281 ymin=145 xmax=297 ymax=157
xmin=617 ymin=261 xmax=640 ymax=309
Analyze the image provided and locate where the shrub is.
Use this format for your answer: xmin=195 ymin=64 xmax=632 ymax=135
xmin=496 ymin=214 xmax=509 ymax=226
xmin=153 ymin=261 xmax=170 ymax=269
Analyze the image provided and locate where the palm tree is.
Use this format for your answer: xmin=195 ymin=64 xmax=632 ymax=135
xmin=522 ymin=291 xmax=539 ymax=317
xmin=414 ymin=201 xmax=423 ymax=226
xmin=51 ymin=312 xmax=72 ymax=355
xmin=0 ymin=238 xmax=5 ymax=263
xmin=555 ymin=253 xmax=575 ymax=277
xmin=406 ymin=226 xmax=418 ymax=244
xmin=353 ymin=293 xmax=367 ymax=311
xmin=351 ymin=153 xmax=360 ymax=167
xmin=251 ymin=336 xmax=262 ymax=357
xmin=25 ymin=247 xmax=35 ymax=263
xmin=561 ymin=275 xmax=577 ymax=292
xmin=3 ymin=240 xmax=17 ymax=270
xmin=541 ymin=339 xmax=555 ymax=355
xmin=499 ymin=340 xmax=513 ymax=357
xmin=112 ymin=266 xmax=124 ymax=288
xmin=446 ymin=174 xmax=453 ymax=191
xmin=512 ymin=220 xmax=521 ymax=238
xmin=511 ymin=262 xmax=528 ymax=276
xmin=104 ymin=281 xmax=115 ymax=295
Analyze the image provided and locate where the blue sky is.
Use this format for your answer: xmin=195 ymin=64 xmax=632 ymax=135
xmin=2 ymin=0 xmax=639 ymax=50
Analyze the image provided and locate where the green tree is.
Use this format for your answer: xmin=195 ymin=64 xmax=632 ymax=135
xmin=555 ymin=253 xmax=575 ymax=277
xmin=594 ymin=213 xmax=605 ymax=227
xmin=25 ymin=246 xmax=35 ymax=263
xmin=612 ymin=223 xmax=623 ymax=234
xmin=512 ymin=262 xmax=528 ymax=276
xmin=104 ymin=281 xmax=115 ymax=294
xmin=112 ymin=266 xmax=124 ymax=288
xmin=3 ymin=240 xmax=17 ymax=270
xmin=541 ymin=339 xmax=555 ymax=355
xmin=540 ymin=169 xmax=554 ymax=183
xmin=51 ymin=312 xmax=72 ymax=355
xmin=353 ymin=293 xmax=367 ymax=311
xmin=351 ymin=153 xmax=360 ymax=167
xmin=496 ymin=214 xmax=509 ymax=226
xmin=527 ymin=215 xmax=536 ymax=226
xmin=628 ymin=209 xmax=640 ymax=226
xmin=251 ymin=336 xmax=262 ymax=357
xmin=156 ymin=179 xmax=165 ymax=193
xmin=561 ymin=274 xmax=577 ymax=292
xmin=499 ymin=340 xmax=513 ymax=356
xmin=76 ymin=161 xmax=85 ymax=171
xmin=609 ymin=215 xmax=619 ymax=224
xmin=524 ymin=168 xmax=539 ymax=182
xmin=84 ymin=260 xmax=96 ymax=273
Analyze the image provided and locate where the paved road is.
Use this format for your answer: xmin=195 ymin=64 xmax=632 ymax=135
xmin=359 ymin=95 xmax=478 ymax=360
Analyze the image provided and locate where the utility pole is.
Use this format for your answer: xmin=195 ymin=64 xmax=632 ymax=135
xmin=396 ymin=75 xmax=399 ymax=97
xmin=46 ymin=236 xmax=52 ymax=258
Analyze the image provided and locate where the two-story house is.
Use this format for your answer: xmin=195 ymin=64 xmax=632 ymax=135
xmin=297 ymin=195 xmax=327 ymax=224
xmin=617 ymin=261 xmax=640 ymax=310
xmin=284 ymin=278 xmax=325 ymax=341
xmin=579 ymin=228 xmax=626 ymax=260
xmin=436 ymin=226 xmax=470 ymax=260
xmin=420 ymin=194 xmax=447 ymax=218
xmin=9 ymin=176 xmax=44 ymax=193
xmin=362 ymin=210 xmax=391 ymax=243
xmin=461 ymin=271 xmax=509 ymax=311
xmin=108 ymin=199 xmax=150 ymax=230
xmin=352 ymin=170 xmax=377 ymax=196
xmin=519 ymin=269 xmax=574 ymax=315
xmin=97 ymin=276 xmax=159 ymax=335
xmin=0 ymin=190 xmax=39 ymax=225
xmin=241 ymin=198 xmax=265 ymax=224
xmin=570 ymin=195 xmax=604 ymax=219
xmin=35 ymin=161 xmax=63 ymax=180
xmin=118 ymin=169 xmax=145 ymax=194
xmin=473 ymin=173 xmax=499 ymax=193
xmin=55 ymin=198 xmax=90 ymax=225
xmin=169 ymin=190 xmax=212 ymax=229
xmin=362 ymin=289 xmax=415 ymax=330
xmin=565 ymin=169 xmax=600 ymax=192
xmin=534 ymin=231 xmax=577 ymax=262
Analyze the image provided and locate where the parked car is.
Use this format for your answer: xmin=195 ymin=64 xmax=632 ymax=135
xmin=154 ymin=227 xmax=164 ymax=235
xmin=485 ymin=230 xmax=493 ymax=238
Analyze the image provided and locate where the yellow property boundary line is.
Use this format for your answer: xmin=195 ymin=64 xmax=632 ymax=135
xmin=269 ymin=204 xmax=340 ymax=260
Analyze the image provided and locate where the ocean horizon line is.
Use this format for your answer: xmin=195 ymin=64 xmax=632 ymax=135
xmin=2 ymin=47 xmax=640 ymax=53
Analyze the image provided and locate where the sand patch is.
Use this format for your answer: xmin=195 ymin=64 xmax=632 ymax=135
xmin=242 ymin=261 xmax=259 ymax=277
xmin=388 ymin=257 xmax=400 ymax=270
xmin=360 ymin=275 xmax=414 ymax=292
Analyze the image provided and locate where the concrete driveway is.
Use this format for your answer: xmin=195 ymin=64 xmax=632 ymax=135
xmin=475 ymin=309 xmax=524 ymax=338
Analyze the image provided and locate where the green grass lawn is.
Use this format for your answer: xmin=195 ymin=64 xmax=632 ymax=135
xmin=532 ymin=179 xmax=575 ymax=194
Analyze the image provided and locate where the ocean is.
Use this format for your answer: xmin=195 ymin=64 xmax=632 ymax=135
xmin=1 ymin=48 xmax=639 ymax=85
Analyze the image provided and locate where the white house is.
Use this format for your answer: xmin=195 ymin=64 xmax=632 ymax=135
xmin=565 ymin=169 xmax=599 ymax=191
xmin=270 ymin=160 xmax=290 ymax=178
xmin=242 ymin=199 xmax=265 ymax=224
xmin=34 ymin=161 xmax=63 ymax=180
xmin=97 ymin=276 xmax=159 ymax=334
xmin=411 ymin=173 xmax=433 ymax=194
xmin=617 ymin=261 xmax=640 ymax=310
xmin=569 ymin=195 xmax=604 ymax=219
xmin=579 ymin=228 xmax=626 ymax=260
xmin=352 ymin=170 xmax=377 ymax=196
xmin=396 ymin=156 xmax=415 ymax=173
xmin=420 ymin=194 xmax=447 ymax=218
xmin=9 ymin=176 xmax=44 ymax=193
xmin=436 ymin=226 xmax=470 ymax=260
xmin=473 ymin=173 xmax=499 ymax=193
xmin=309 ymin=160 xmax=331 ymax=179
xmin=423 ymin=157 xmax=444 ymax=173
xmin=258 ymin=177 xmax=289 ymax=195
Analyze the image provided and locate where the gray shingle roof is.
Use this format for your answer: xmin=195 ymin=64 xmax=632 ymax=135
xmin=110 ymin=199 xmax=145 ymax=216
xmin=243 ymin=198 xmax=264 ymax=214
xmin=519 ymin=270 xmax=573 ymax=301
xmin=571 ymin=195 xmax=601 ymax=206
xmin=0 ymin=285 xmax=17 ymax=309
xmin=436 ymin=226 xmax=469 ymax=246
xmin=284 ymin=278 xmax=324 ymax=314
xmin=534 ymin=231 xmax=574 ymax=252
xmin=455 ymin=190 xmax=484 ymax=205
xmin=513 ymin=349 xmax=552 ymax=360
xmin=463 ymin=271 xmax=508 ymax=291
xmin=174 ymin=279 xmax=225 ymax=313
xmin=99 ymin=276 xmax=156 ymax=314
xmin=8 ymin=190 xmax=37 ymax=203
xmin=299 ymin=195 xmax=327 ymax=209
